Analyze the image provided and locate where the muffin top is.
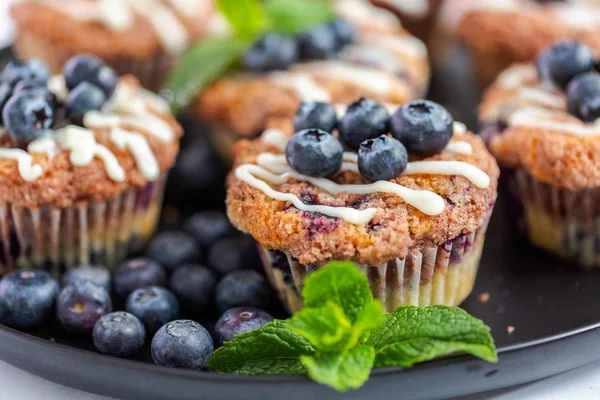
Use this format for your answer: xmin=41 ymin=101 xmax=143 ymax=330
xmin=227 ymin=99 xmax=498 ymax=266
xmin=480 ymin=40 xmax=600 ymax=191
xmin=11 ymin=0 xmax=215 ymax=58
xmin=0 ymin=55 xmax=181 ymax=208
xmin=191 ymin=0 xmax=429 ymax=139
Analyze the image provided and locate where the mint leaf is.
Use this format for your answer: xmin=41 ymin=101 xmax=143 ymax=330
xmin=263 ymin=0 xmax=336 ymax=34
xmin=216 ymin=0 xmax=270 ymax=40
xmin=302 ymin=261 xmax=373 ymax=323
xmin=354 ymin=300 xmax=385 ymax=337
xmin=302 ymin=345 xmax=375 ymax=392
xmin=208 ymin=320 xmax=316 ymax=375
xmin=288 ymin=302 xmax=354 ymax=352
xmin=366 ymin=306 xmax=498 ymax=367
xmin=163 ymin=37 xmax=248 ymax=114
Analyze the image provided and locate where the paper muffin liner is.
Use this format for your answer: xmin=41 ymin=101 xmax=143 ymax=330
xmin=13 ymin=32 xmax=175 ymax=91
xmin=0 ymin=174 xmax=168 ymax=276
xmin=512 ymin=169 xmax=600 ymax=269
xmin=260 ymin=218 xmax=491 ymax=314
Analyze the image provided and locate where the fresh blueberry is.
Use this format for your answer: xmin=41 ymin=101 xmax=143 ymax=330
xmin=215 ymin=307 xmax=273 ymax=345
xmin=298 ymin=24 xmax=339 ymax=59
xmin=184 ymin=211 xmax=235 ymax=249
xmin=390 ymin=100 xmax=453 ymax=156
xmin=13 ymin=79 xmax=43 ymax=92
xmin=113 ymin=257 xmax=166 ymax=298
xmin=62 ymin=266 xmax=111 ymax=292
xmin=170 ymin=264 xmax=217 ymax=309
xmin=2 ymin=91 xmax=54 ymax=142
xmin=56 ymin=281 xmax=112 ymax=333
xmin=0 ymin=270 xmax=59 ymax=329
xmin=567 ymin=72 xmax=600 ymax=122
xmin=536 ymin=41 xmax=594 ymax=89
xmin=146 ymin=232 xmax=201 ymax=272
xmin=151 ymin=320 xmax=214 ymax=369
xmin=358 ymin=135 xmax=408 ymax=182
xmin=329 ymin=19 xmax=356 ymax=47
xmin=338 ymin=98 xmax=391 ymax=149
xmin=0 ymin=81 xmax=12 ymax=114
xmin=93 ymin=311 xmax=145 ymax=358
xmin=1 ymin=59 xmax=50 ymax=85
xmin=63 ymin=54 xmax=117 ymax=96
xmin=286 ymin=129 xmax=343 ymax=177
xmin=215 ymin=270 xmax=271 ymax=313
xmin=242 ymin=33 xmax=299 ymax=72
xmin=65 ymin=82 xmax=107 ymax=125
xmin=126 ymin=286 xmax=180 ymax=334
xmin=294 ymin=101 xmax=338 ymax=133
xmin=208 ymin=236 xmax=262 ymax=275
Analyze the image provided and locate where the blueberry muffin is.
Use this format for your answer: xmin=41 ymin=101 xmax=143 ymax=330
xmin=191 ymin=0 xmax=430 ymax=162
xmin=11 ymin=0 xmax=216 ymax=90
xmin=0 ymin=55 xmax=181 ymax=274
xmin=227 ymin=98 xmax=499 ymax=312
xmin=480 ymin=40 xmax=600 ymax=268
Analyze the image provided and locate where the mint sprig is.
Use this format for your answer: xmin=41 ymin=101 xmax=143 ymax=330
xmin=164 ymin=0 xmax=335 ymax=113
xmin=208 ymin=262 xmax=498 ymax=392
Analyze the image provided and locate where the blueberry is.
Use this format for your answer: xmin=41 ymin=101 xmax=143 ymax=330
xmin=536 ymin=41 xmax=594 ymax=89
xmin=208 ymin=236 xmax=262 ymax=275
xmin=338 ymin=98 xmax=391 ymax=149
xmin=13 ymin=79 xmax=43 ymax=92
xmin=298 ymin=24 xmax=339 ymax=59
xmin=2 ymin=59 xmax=50 ymax=85
xmin=56 ymin=281 xmax=112 ymax=333
xmin=146 ymin=232 xmax=201 ymax=272
xmin=294 ymin=101 xmax=338 ymax=133
xmin=215 ymin=307 xmax=273 ymax=345
xmin=113 ymin=257 xmax=166 ymax=298
xmin=286 ymin=129 xmax=343 ymax=177
xmin=184 ymin=211 xmax=235 ymax=249
xmin=62 ymin=266 xmax=111 ymax=292
xmin=0 ymin=270 xmax=59 ymax=329
xmin=126 ymin=286 xmax=179 ymax=334
xmin=358 ymin=135 xmax=408 ymax=182
xmin=329 ymin=19 xmax=356 ymax=47
xmin=169 ymin=264 xmax=217 ymax=309
xmin=63 ymin=54 xmax=117 ymax=96
xmin=0 ymin=81 xmax=12 ymax=114
xmin=93 ymin=311 xmax=145 ymax=358
xmin=215 ymin=270 xmax=271 ymax=313
xmin=151 ymin=320 xmax=214 ymax=369
xmin=390 ymin=100 xmax=453 ymax=156
xmin=242 ymin=33 xmax=299 ymax=72
xmin=566 ymin=72 xmax=600 ymax=122
xmin=2 ymin=91 xmax=54 ymax=142
xmin=65 ymin=82 xmax=107 ymax=125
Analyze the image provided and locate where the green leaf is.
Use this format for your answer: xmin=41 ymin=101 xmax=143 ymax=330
xmin=366 ymin=305 xmax=498 ymax=367
xmin=208 ymin=320 xmax=316 ymax=375
xmin=288 ymin=302 xmax=354 ymax=352
xmin=354 ymin=300 xmax=385 ymax=336
xmin=216 ymin=0 xmax=270 ymax=40
xmin=163 ymin=37 xmax=248 ymax=114
xmin=301 ymin=345 xmax=375 ymax=392
xmin=263 ymin=0 xmax=336 ymax=34
xmin=302 ymin=261 xmax=373 ymax=323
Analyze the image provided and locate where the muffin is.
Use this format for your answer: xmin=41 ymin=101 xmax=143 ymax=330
xmin=227 ymin=98 xmax=499 ymax=312
xmin=457 ymin=0 xmax=600 ymax=89
xmin=189 ymin=0 xmax=430 ymax=162
xmin=10 ymin=0 xmax=217 ymax=90
xmin=370 ymin=0 xmax=444 ymax=41
xmin=0 ymin=55 xmax=181 ymax=274
xmin=479 ymin=40 xmax=600 ymax=268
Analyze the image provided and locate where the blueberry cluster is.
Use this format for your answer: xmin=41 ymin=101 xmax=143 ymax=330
xmin=242 ymin=19 xmax=356 ymax=72
xmin=0 ymin=211 xmax=275 ymax=369
xmin=286 ymin=98 xmax=454 ymax=182
xmin=536 ymin=41 xmax=600 ymax=122
xmin=0 ymin=54 xmax=118 ymax=142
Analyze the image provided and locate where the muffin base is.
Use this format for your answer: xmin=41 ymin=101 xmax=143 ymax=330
xmin=0 ymin=175 xmax=167 ymax=276
xmin=260 ymin=219 xmax=490 ymax=314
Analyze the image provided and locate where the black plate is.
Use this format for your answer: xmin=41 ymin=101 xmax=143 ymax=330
xmin=2 ymin=48 xmax=600 ymax=400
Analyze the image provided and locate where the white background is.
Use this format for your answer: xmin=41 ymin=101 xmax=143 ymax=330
xmin=1 ymin=1 xmax=600 ymax=399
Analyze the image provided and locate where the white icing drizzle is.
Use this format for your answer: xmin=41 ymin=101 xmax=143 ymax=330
xmin=445 ymin=141 xmax=472 ymax=155
xmin=0 ymin=149 xmax=43 ymax=182
xmin=361 ymin=33 xmax=428 ymax=59
xmin=517 ymin=87 xmax=565 ymax=109
xmin=28 ymin=136 xmax=59 ymax=158
xmin=553 ymin=4 xmax=600 ymax=30
xmin=335 ymin=0 xmax=401 ymax=29
xmin=453 ymin=121 xmax=467 ymax=135
xmin=497 ymin=65 xmax=538 ymax=90
xmin=378 ymin=0 xmax=430 ymax=18
xmin=509 ymin=110 xmax=600 ymax=137
xmin=342 ymin=45 xmax=405 ymax=75
xmin=47 ymin=75 xmax=69 ymax=103
xmin=110 ymin=128 xmax=160 ymax=181
xmin=128 ymin=1 xmax=189 ymax=55
xmin=405 ymin=161 xmax=489 ymax=188
xmin=268 ymin=72 xmax=331 ymax=102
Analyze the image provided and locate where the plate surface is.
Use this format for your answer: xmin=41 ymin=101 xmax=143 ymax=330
xmin=2 ymin=48 xmax=600 ymax=400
